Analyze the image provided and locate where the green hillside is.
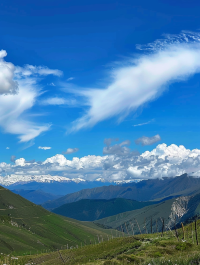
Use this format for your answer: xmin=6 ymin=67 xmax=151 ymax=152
xmin=0 ymin=186 xmax=118 ymax=255
xmin=11 ymin=219 xmax=200 ymax=265
xmin=52 ymin=198 xmax=155 ymax=221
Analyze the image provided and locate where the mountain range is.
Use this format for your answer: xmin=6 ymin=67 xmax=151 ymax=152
xmin=43 ymin=174 xmax=200 ymax=210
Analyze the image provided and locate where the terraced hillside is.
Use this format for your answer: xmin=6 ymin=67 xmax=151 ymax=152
xmin=0 ymin=186 xmax=117 ymax=255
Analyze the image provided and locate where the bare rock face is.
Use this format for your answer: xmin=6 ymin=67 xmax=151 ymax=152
xmin=168 ymin=196 xmax=190 ymax=229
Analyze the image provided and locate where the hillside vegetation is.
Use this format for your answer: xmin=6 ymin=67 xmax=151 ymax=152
xmin=52 ymin=198 xmax=155 ymax=221
xmin=0 ymin=186 xmax=118 ymax=255
xmin=5 ymin=218 xmax=200 ymax=265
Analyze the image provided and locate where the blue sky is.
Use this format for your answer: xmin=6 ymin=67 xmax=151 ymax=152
xmin=1 ymin=0 xmax=200 ymax=183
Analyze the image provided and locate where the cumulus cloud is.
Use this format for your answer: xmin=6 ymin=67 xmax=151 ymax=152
xmin=0 ymin=50 xmax=18 ymax=95
xmin=6 ymin=147 xmax=9 ymax=150
xmin=135 ymin=134 xmax=161 ymax=146
xmin=68 ymin=31 xmax=200 ymax=132
xmin=63 ymin=148 xmax=79 ymax=154
xmin=40 ymin=97 xmax=77 ymax=106
xmin=38 ymin=146 xmax=51 ymax=150
xmin=1 ymin=143 xmax=200 ymax=184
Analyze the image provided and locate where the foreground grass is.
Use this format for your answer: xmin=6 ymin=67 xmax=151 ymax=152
xmin=1 ymin=219 xmax=200 ymax=265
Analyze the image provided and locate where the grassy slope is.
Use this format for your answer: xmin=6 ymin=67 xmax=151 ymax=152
xmin=52 ymin=198 xmax=155 ymax=221
xmin=11 ymin=219 xmax=200 ymax=265
xmin=0 ymin=186 xmax=119 ymax=255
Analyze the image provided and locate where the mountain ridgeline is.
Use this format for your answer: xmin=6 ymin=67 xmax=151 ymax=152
xmin=43 ymin=174 xmax=200 ymax=210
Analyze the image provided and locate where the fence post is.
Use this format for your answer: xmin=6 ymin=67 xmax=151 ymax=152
xmin=181 ymin=222 xmax=185 ymax=240
xmin=195 ymin=218 xmax=198 ymax=245
xmin=161 ymin=218 xmax=164 ymax=237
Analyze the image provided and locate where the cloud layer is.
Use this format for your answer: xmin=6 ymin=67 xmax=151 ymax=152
xmin=68 ymin=32 xmax=200 ymax=132
xmin=1 ymin=143 xmax=200 ymax=185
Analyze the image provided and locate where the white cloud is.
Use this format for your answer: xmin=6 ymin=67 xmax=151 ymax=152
xmin=0 ymin=50 xmax=18 ymax=95
xmin=38 ymin=146 xmax=51 ymax=150
xmin=69 ymin=32 xmax=200 ymax=132
xmin=40 ymin=97 xmax=77 ymax=106
xmin=6 ymin=147 xmax=9 ymax=149
xmin=15 ymin=65 xmax=63 ymax=77
xmin=135 ymin=134 xmax=161 ymax=146
xmin=0 ymin=77 xmax=51 ymax=142
xmin=0 ymin=50 xmax=64 ymax=142
xmin=1 ymin=143 xmax=200 ymax=184
xmin=133 ymin=120 xmax=153 ymax=127
xmin=67 ymin=77 xmax=74 ymax=81
xmin=63 ymin=148 xmax=79 ymax=154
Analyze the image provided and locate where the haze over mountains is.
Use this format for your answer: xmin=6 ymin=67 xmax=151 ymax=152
xmin=43 ymin=174 xmax=200 ymax=210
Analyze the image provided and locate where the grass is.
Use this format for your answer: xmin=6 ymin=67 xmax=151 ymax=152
xmin=0 ymin=186 xmax=120 ymax=255
xmin=0 ymin=218 xmax=199 ymax=264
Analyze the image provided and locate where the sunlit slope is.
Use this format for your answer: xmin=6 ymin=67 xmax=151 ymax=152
xmin=19 ymin=219 xmax=200 ymax=265
xmin=0 ymin=186 xmax=115 ymax=254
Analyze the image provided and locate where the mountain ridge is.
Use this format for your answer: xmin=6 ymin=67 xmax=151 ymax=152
xmin=43 ymin=174 xmax=200 ymax=210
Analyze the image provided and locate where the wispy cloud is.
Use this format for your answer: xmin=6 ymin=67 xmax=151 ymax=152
xmin=67 ymin=77 xmax=74 ymax=81
xmin=40 ymin=97 xmax=77 ymax=106
xmin=38 ymin=146 xmax=51 ymax=150
xmin=68 ymin=31 xmax=200 ymax=132
xmin=0 ymin=50 xmax=64 ymax=142
xmin=133 ymin=119 xmax=153 ymax=127
xmin=15 ymin=65 xmax=63 ymax=77
xmin=135 ymin=134 xmax=161 ymax=146
xmin=63 ymin=148 xmax=79 ymax=154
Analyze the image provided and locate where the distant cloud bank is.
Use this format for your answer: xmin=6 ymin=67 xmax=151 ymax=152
xmin=1 ymin=143 xmax=200 ymax=184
